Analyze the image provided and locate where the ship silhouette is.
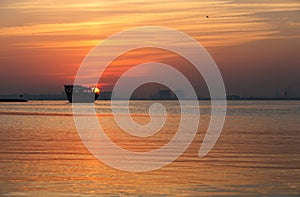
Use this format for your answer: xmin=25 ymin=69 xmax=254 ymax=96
xmin=64 ymin=85 xmax=100 ymax=103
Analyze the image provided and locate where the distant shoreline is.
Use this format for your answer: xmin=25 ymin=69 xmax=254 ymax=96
xmin=2 ymin=98 xmax=299 ymax=101
xmin=1 ymin=94 xmax=300 ymax=101
xmin=0 ymin=98 xmax=28 ymax=102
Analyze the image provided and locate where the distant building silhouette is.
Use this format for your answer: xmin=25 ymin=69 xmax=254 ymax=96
xmin=227 ymin=95 xmax=241 ymax=100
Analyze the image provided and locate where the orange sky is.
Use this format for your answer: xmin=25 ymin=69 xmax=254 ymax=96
xmin=0 ymin=0 xmax=299 ymax=96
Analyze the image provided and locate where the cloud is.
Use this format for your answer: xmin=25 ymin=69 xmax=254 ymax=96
xmin=0 ymin=0 xmax=299 ymax=94
xmin=1 ymin=0 xmax=298 ymax=49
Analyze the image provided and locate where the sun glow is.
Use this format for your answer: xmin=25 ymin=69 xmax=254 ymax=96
xmin=92 ymin=87 xmax=100 ymax=94
xmin=0 ymin=0 xmax=299 ymax=95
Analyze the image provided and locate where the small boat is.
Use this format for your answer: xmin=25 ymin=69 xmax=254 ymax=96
xmin=64 ymin=85 xmax=100 ymax=103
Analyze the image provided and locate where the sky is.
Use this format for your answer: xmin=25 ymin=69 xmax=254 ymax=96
xmin=0 ymin=0 xmax=299 ymax=97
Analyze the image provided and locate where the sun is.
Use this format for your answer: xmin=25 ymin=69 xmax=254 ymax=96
xmin=92 ymin=87 xmax=100 ymax=94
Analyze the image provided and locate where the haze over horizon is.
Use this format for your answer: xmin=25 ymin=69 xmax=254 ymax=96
xmin=0 ymin=0 xmax=299 ymax=97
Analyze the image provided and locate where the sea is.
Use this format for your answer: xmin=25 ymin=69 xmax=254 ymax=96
xmin=0 ymin=100 xmax=299 ymax=196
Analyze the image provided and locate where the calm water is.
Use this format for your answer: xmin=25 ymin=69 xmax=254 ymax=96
xmin=0 ymin=100 xmax=299 ymax=196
